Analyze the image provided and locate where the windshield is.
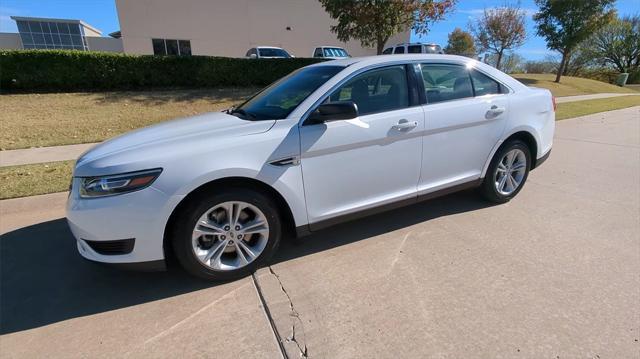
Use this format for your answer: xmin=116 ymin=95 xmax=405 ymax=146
xmin=232 ymin=65 xmax=344 ymax=121
xmin=324 ymin=48 xmax=348 ymax=57
xmin=258 ymin=48 xmax=290 ymax=57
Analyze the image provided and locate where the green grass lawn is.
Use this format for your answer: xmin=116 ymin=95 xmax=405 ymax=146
xmin=0 ymin=160 xmax=74 ymax=200
xmin=512 ymin=73 xmax=637 ymax=97
xmin=0 ymin=88 xmax=258 ymax=150
xmin=556 ymin=95 xmax=640 ymax=120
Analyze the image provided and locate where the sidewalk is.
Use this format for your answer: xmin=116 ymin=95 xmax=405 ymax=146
xmin=1 ymin=93 xmax=638 ymax=168
xmin=0 ymin=143 xmax=95 ymax=167
xmin=554 ymin=92 xmax=639 ymax=103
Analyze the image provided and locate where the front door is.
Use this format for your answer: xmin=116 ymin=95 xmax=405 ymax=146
xmin=299 ymin=65 xmax=424 ymax=226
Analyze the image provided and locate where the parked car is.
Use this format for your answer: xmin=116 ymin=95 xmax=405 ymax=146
xmin=67 ymin=54 xmax=555 ymax=281
xmin=382 ymin=43 xmax=443 ymax=55
xmin=312 ymin=46 xmax=350 ymax=59
xmin=246 ymin=46 xmax=292 ymax=59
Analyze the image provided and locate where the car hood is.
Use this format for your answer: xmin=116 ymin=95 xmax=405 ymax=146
xmin=74 ymin=111 xmax=275 ymax=176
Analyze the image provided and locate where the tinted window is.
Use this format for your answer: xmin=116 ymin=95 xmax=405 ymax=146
xmin=313 ymin=48 xmax=323 ymax=57
xmin=408 ymin=45 xmax=422 ymax=53
xmin=234 ymin=65 xmax=344 ymax=120
xmin=178 ymin=40 xmax=192 ymax=55
xmin=16 ymin=21 xmax=29 ymax=33
xmin=421 ymin=64 xmax=473 ymax=104
xmin=69 ymin=24 xmax=81 ymax=35
xmin=393 ymin=46 xmax=405 ymax=54
xmin=152 ymin=39 xmax=165 ymax=55
xmin=166 ymin=39 xmax=179 ymax=55
xmin=324 ymin=47 xmax=347 ymax=57
xmin=382 ymin=48 xmax=393 ymax=54
xmin=258 ymin=48 xmax=290 ymax=57
xmin=326 ymin=66 xmax=409 ymax=116
xmin=470 ymin=70 xmax=503 ymax=96
xmin=424 ymin=45 xmax=442 ymax=54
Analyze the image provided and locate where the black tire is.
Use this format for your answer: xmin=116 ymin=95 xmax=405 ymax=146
xmin=480 ymin=140 xmax=532 ymax=203
xmin=171 ymin=187 xmax=282 ymax=281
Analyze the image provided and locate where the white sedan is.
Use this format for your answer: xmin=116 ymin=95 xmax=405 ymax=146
xmin=67 ymin=54 xmax=555 ymax=280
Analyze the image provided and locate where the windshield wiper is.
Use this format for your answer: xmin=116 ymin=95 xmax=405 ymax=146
xmin=229 ymin=108 xmax=257 ymax=121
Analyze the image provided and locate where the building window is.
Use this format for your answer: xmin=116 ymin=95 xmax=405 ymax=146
xmin=152 ymin=38 xmax=191 ymax=56
xmin=16 ymin=20 xmax=88 ymax=50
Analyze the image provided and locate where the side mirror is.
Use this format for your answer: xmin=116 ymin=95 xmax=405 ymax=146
xmin=249 ymin=53 xmax=257 ymax=59
xmin=307 ymin=101 xmax=358 ymax=125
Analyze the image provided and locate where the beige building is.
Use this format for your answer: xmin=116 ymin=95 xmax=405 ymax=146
xmin=115 ymin=0 xmax=410 ymax=57
xmin=0 ymin=16 xmax=123 ymax=52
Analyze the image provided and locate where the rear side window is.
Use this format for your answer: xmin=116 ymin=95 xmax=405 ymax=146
xmin=382 ymin=48 xmax=393 ymax=54
xmin=408 ymin=45 xmax=422 ymax=53
xmin=326 ymin=65 xmax=409 ymax=116
xmin=393 ymin=46 xmax=405 ymax=54
xmin=313 ymin=48 xmax=323 ymax=57
xmin=470 ymin=70 xmax=504 ymax=96
xmin=420 ymin=64 xmax=473 ymax=104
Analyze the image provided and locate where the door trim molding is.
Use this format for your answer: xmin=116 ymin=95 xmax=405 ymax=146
xmin=295 ymin=178 xmax=482 ymax=237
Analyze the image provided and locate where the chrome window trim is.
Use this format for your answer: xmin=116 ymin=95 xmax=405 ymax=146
xmin=298 ymin=59 xmax=513 ymax=125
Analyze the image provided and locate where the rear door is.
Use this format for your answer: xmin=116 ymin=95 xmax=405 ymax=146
xmin=418 ymin=63 xmax=508 ymax=194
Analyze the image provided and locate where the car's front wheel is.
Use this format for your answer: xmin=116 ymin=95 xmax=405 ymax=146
xmin=172 ymin=188 xmax=282 ymax=281
xmin=480 ymin=140 xmax=531 ymax=203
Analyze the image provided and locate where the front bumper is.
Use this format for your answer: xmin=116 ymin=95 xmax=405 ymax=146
xmin=66 ymin=178 xmax=183 ymax=266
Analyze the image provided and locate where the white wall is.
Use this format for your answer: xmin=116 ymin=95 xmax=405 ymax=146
xmin=0 ymin=33 xmax=21 ymax=50
xmin=86 ymin=37 xmax=124 ymax=52
xmin=116 ymin=0 xmax=410 ymax=57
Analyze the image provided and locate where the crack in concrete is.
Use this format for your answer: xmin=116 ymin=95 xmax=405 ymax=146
xmin=268 ymin=266 xmax=308 ymax=358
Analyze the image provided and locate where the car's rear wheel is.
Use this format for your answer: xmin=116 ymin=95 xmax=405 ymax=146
xmin=172 ymin=188 xmax=282 ymax=281
xmin=480 ymin=140 xmax=531 ymax=203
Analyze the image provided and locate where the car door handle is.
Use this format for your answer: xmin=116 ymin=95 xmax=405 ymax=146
xmin=486 ymin=105 xmax=505 ymax=118
xmin=392 ymin=119 xmax=418 ymax=130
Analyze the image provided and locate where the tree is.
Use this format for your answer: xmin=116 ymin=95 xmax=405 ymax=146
xmin=319 ymin=0 xmax=456 ymax=54
xmin=591 ymin=15 xmax=640 ymax=73
xmin=533 ymin=0 xmax=616 ymax=83
xmin=444 ymin=28 xmax=476 ymax=57
xmin=469 ymin=4 xmax=527 ymax=71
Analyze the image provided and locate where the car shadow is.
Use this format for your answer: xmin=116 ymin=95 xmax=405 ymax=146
xmin=0 ymin=190 xmax=492 ymax=335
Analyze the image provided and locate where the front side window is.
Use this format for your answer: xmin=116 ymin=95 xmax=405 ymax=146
xmin=232 ymin=65 xmax=344 ymax=121
xmin=258 ymin=48 xmax=290 ymax=58
xmin=382 ymin=47 xmax=393 ymax=54
xmin=393 ymin=46 xmax=405 ymax=54
xmin=326 ymin=65 xmax=409 ymax=116
xmin=470 ymin=70 xmax=503 ymax=96
xmin=421 ymin=64 xmax=473 ymax=104
xmin=408 ymin=45 xmax=422 ymax=53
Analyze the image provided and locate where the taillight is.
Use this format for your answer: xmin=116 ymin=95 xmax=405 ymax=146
xmin=552 ymin=96 xmax=557 ymax=112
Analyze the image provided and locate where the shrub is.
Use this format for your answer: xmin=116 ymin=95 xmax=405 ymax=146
xmin=0 ymin=50 xmax=325 ymax=92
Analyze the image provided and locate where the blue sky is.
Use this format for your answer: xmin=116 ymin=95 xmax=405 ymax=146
xmin=0 ymin=0 xmax=637 ymax=60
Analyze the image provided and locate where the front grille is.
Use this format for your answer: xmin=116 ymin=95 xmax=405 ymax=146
xmin=84 ymin=238 xmax=135 ymax=255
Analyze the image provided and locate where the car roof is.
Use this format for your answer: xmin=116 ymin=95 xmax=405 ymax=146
xmin=309 ymin=54 xmax=529 ymax=92
xmin=255 ymin=46 xmax=285 ymax=49
xmin=310 ymin=54 xmax=460 ymax=67
xmin=317 ymin=46 xmax=346 ymax=49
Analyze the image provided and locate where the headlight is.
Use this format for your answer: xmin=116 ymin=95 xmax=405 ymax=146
xmin=79 ymin=169 xmax=162 ymax=198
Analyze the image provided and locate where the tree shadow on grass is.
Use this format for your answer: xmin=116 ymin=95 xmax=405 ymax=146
xmin=0 ymin=190 xmax=493 ymax=335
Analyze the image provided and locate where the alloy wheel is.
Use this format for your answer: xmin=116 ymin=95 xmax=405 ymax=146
xmin=191 ymin=201 xmax=269 ymax=271
xmin=494 ymin=148 xmax=527 ymax=196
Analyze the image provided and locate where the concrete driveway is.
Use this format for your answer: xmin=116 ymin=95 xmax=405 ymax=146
xmin=1 ymin=107 xmax=639 ymax=358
